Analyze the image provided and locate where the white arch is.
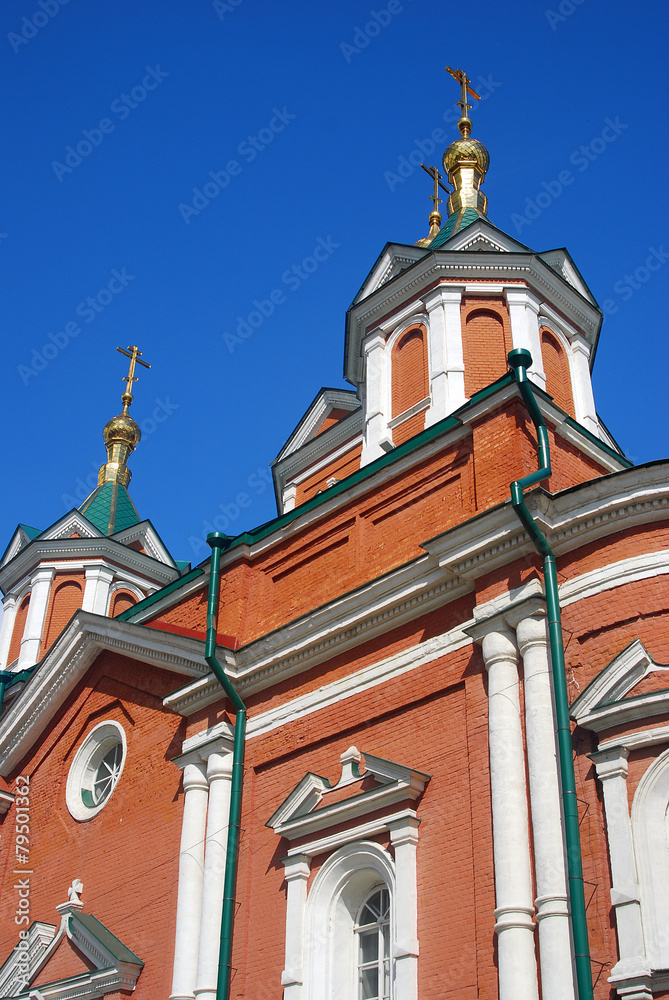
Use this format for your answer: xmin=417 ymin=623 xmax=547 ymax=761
xmin=631 ymin=746 xmax=669 ymax=968
xmin=304 ymin=841 xmax=396 ymax=1000
xmin=105 ymin=580 xmax=144 ymax=615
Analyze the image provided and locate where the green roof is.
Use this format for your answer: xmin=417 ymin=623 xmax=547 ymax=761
xmin=428 ymin=207 xmax=484 ymax=249
xmin=75 ymin=913 xmax=144 ymax=967
xmin=18 ymin=523 xmax=41 ymax=540
xmin=79 ymin=481 xmax=140 ymax=536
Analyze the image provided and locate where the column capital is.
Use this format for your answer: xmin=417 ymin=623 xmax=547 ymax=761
xmin=206 ymin=752 xmax=232 ymax=782
xmin=182 ymin=761 xmax=208 ymax=793
xmin=589 ymin=745 xmax=630 ymax=780
xmin=363 ymin=328 xmax=387 ymax=352
xmin=389 ymin=815 xmax=420 ymax=847
xmin=505 ymin=286 xmax=542 ymax=312
xmin=31 ymin=565 xmax=55 ymax=585
xmin=480 ymin=627 xmax=518 ymax=671
xmin=281 ymin=854 xmax=310 ymax=881
xmin=515 ymin=613 xmax=549 ymax=655
xmin=423 ymin=284 xmax=464 ymax=310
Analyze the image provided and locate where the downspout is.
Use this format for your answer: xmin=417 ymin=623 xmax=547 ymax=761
xmin=204 ymin=532 xmax=247 ymax=1000
xmin=506 ymin=348 xmax=594 ymax=1000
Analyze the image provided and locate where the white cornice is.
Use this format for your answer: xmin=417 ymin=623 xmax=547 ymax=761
xmin=571 ymin=638 xmax=669 ymax=733
xmin=0 ymin=612 xmax=209 ymax=776
xmin=0 ymin=536 xmax=179 ymax=596
xmin=345 ymin=252 xmax=601 ymax=386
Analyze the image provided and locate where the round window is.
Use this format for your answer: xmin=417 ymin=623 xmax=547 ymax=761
xmin=66 ymin=721 xmax=126 ymax=821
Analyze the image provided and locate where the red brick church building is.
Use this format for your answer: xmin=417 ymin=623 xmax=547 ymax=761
xmin=0 ymin=74 xmax=667 ymax=1000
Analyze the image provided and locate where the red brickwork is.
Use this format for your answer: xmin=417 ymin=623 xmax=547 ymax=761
xmin=42 ymin=575 xmax=85 ymax=653
xmin=0 ymin=651 xmax=190 ymax=999
xmin=391 ymin=325 xmax=428 ymax=418
xmin=461 ymin=299 xmax=513 ymax=398
xmin=7 ymin=593 xmax=30 ymax=666
xmin=541 ymin=327 xmax=575 ymax=416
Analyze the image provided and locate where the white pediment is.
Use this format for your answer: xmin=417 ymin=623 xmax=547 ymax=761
xmin=0 ymin=526 xmax=40 ymax=569
xmin=39 ymin=511 xmax=102 ymax=542
xmin=538 ymin=248 xmax=596 ymax=304
xmin=276 ymin=388 xmax=360 ymax=463
xmin=442 ymin=219 xmax=528 ymax=254
xmin=571 ymin=639 xmax=669 ymax=732
xmin=354 ymin=243 xmax=427 ymax=303
xmin=267 ymin=746 xmax=430 ymax=840
xmin=112 ymin=520 xmax=176 ymax=567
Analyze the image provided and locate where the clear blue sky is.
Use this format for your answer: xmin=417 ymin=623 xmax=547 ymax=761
xmin=1 ymin=0 xmax=667 ymax=568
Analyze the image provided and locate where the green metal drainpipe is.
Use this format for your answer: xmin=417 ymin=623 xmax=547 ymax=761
xmin=205 ymin=532 xmax=247 ymax=1000
xmin=507 ymin=348 xmax=594 ymax=1000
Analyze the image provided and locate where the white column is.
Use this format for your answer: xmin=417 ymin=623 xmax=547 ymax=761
xmin=591 ymin=747 xmax=652 ymax=996
xmin=281 ymin=854 xmax=310 ymax=1000
xmin=570 ymin=334 xmax=598 ymax=435
xmin=0 ymin=596 xmax=18 ymax=669
xmin=18 ymin=567 xmax=55 ymax=668
xmin=506 ymin=288 xmax=546 ymax=389
xmin=282 ymin=484 xmax=297 ymax=513
xmin=171 ymin=761 xmax=209 ymax=1000
xmin=361 ymin=331 xmax=393 ymax=466
xmin=516 ymin=614 xmax=575 ymax=1000
xmin=423 ymin=285 xmax=465 ymax=425
xmin=389 ymin=816 xmax=420 ymax=1000
xmin=482 ymin=627 xmax=539 ymax=1000
xmin=194 ymin=753 xmax=233 ymax=1000
xmin=82 ymin=564 xmax=115 ymax=615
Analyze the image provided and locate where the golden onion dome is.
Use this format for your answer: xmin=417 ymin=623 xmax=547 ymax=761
xmin=443 ymin=136 xmax=490 ymax=176
xmin=103 ymin=412 xmax=141 ymax=449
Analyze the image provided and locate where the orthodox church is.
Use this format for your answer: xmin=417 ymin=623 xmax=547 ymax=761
xmin=0 ymin=70 xmax=667 ymax=1000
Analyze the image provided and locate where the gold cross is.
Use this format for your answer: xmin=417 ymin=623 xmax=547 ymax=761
xmin=421 ymin=163 xmax=449 ymax=212
xmin=117 ymin=345 xmax=150 ymax=409
xmin=445 ymin=66 xmax=482 ymax=120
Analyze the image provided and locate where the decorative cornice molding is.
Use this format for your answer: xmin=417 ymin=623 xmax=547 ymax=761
xmin=0 ymin=612 xmax=209 ymax=776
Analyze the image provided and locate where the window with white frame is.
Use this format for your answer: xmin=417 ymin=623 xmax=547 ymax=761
xmin=303 ymin=842 xmax=396 ymax=1000
xmin=356 ymin=886 xmax=391 ymax=1000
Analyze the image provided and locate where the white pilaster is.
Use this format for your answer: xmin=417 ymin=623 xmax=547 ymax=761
xmin=82 ymin=564 xmax=115 ymax=615
xmin=591 ymin=747 xmax=652 ymax=997
xmin=17 ymin=567 xmax=55 ymax=668
xmin=423 ymin=285 xmax=466 ymax=425
xmin=360 ymin=331 xmax=393 ymax=466
xmin=0 ymin=595 xmax=18 ymax=669
xmin=194 ymin=752 xmax=233 ymax=1000
xmin=516 ymin=613 xmax=575 ymax=1000
xmin=171 ymin=761 xmax=209 ymax=1000
xmin=570 ymin=334 xmax=599 ymax=435
xmin=505 ymin=288 xmax=546 ymax=389
xmin=281 ymin=854 xmax=310 ymax=1000
xmin=389 ymin=816 xmax=420 ymax=1000
xmin=481 ymin=627 xmax=539 ymax=1000
xmin=282 ymin=484 xmax=297 ymax=513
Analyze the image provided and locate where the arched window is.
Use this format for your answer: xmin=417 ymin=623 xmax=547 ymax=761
xmin=7 ymin=593 xmax=30 ymax=666
xmin=356 ymin=887 xmax=391 ymax=1000
xmin=110 ymin=590 xmax=138 ymax=617
xmin=391 ymin=326 xmax=428 ymax=419
xmin=304 ymin=842 xmax=396 ymax=1000
xmin=541 ymin=328 xmax=574 ymax=415
xmin=43 ymin=579 xmax=83 ymax=651
xmin=632 ymin=747 xmax=669 ymax=971
xmin=462 ymin=307 xmax=511 ymax=397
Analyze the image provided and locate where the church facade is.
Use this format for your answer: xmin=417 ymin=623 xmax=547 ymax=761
xmin=0 ymin=74 xmax=667 ymax=1000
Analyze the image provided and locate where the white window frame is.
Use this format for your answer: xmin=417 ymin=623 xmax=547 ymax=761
xmin=66 ymin=720 xmax=126 ymax=822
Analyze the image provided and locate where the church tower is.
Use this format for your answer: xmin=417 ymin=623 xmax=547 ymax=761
xmin=0 ymin=347 xmax=186 ymax=707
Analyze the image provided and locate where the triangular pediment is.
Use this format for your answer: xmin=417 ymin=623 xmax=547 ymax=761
xmin=0 ymin=525 xmax=42 ymax=570
xmin=439 ymin=217 xmax=530 ymax=254
xmin=275 ymin=388 xmax=361 ymax=463
xmin=0 ymin=895 xmax=143 ymax=999
xmin=39 ymin=510 xmax=102 ymax=542
xmin=267 ymin=746 xmax=430 ymax=840
xmin=353 ymin=242 xmax=428 ymax=303
xmin=537 ymin=247 xmax=597 ymax=304
xmin=111 ymin=519 xmax=177 ymax=567
xmin=571 ymin=639 xmax=669 ymax=732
